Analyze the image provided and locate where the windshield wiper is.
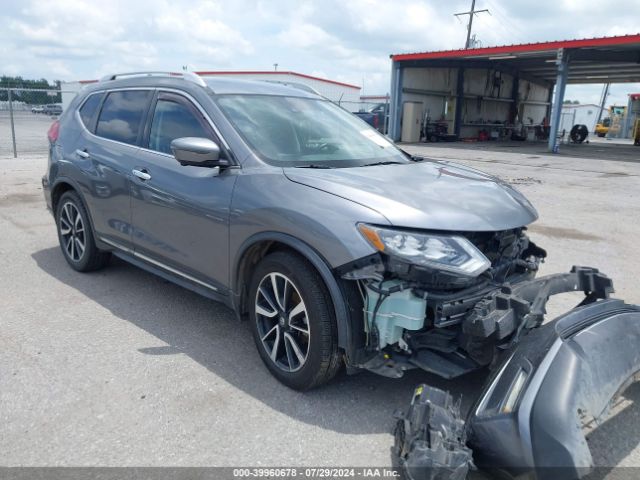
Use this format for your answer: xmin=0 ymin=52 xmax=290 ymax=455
xmin=399 ymin=148 xmax=425 ymax=162
xmin=293 ymin=164 xmax=335 ymax=169
xmin=359 ymin=161 xmax=404 ymax=167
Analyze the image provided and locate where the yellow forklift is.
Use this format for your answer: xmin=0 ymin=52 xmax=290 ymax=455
xmin=595 ymin=105 xmax=627 ymax=137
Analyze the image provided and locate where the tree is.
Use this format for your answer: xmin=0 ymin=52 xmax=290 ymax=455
xmin=0 ymin=76 xmax=62 ymax=104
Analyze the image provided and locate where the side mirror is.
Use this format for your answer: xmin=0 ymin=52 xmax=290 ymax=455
xmin=170 ymin=137 xmax=230 ymax=168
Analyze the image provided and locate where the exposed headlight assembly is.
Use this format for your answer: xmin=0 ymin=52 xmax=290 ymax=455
xmin=358 ymin=223 xmax=491 ymax=277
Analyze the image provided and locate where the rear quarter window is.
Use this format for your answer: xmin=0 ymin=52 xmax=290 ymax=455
xmin=78 ymin=93 xmax=103 ymax=131
xmin=95 ymin=90 xmax=151 ymax=145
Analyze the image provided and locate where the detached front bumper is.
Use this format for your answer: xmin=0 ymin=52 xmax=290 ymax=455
xmin=469 ymin=298 xmax=640 ymax=479
xmin=395 ymin=297 xmax=640 ymax=479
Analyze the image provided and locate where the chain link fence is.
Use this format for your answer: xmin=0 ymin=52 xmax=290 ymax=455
xmin=0 ymin=87 xmax=77 ymax=158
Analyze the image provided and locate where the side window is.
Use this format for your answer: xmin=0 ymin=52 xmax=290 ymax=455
xmin=78 ymin=93 xmax=103 ymax=131
xmin=148 ymin=99 xmax=211 ymax=154
xmin=96 ymin=90 xmax=151 ymax=145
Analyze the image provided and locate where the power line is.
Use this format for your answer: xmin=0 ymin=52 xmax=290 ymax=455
xmin=476 ymin=8 xmax=524 ymax=45
xmin=483 ymin=0 xmax=528 ymax=44
xmin=454 ymin=0 xmax=490 ymax=49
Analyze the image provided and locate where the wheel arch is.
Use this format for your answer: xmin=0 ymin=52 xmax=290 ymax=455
xmin=50 ymin=177 xmax=104 ymax=250
xmin=232 ymin=232 xmax=358 ymax=356
xmin=51 ymin=179 xmax=77 ymax=213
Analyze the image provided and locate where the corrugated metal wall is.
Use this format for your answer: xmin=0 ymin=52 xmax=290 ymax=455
xmin=396 ymin=66 xmax=551 ymax=140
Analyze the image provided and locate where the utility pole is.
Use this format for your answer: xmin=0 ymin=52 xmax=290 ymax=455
xmin=454 ymin=0 xmax=489 ymax=49
xmin=597 ymin=83 xmax=610 ymax=125
xmin=273 ymin=63 xmax=278 ymax=71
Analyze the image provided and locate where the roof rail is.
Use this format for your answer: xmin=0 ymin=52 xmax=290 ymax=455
xmin=99 ymin=71 xmax=207 ymax=87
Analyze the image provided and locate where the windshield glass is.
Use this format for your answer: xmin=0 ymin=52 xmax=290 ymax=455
xmin=215 ymin=94 xmax=408 ymax=168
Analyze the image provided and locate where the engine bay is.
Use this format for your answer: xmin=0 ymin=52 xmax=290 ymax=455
xmin=339 ymin=228 xmax=612 ymax=379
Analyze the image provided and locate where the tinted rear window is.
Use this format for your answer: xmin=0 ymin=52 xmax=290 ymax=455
xmin=78 ymin=93 xmax=103 ymax=131
xmin=96 ymin=90 xmax=151 ymax=145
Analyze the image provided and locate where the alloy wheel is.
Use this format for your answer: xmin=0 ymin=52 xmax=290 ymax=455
xmin=255 ymin=272 xmax=310 ymax=372
xmin=59 ymin=202 xmax=86 ymax=262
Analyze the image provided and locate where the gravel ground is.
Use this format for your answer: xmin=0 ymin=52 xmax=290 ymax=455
xmin=1 ymin=144 xmax=640 ymax=474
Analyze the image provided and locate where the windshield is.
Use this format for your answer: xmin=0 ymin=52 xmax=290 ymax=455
xmin=215 ymin=94 xmax=408 ymax=168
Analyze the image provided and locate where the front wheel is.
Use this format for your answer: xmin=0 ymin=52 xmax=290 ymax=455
xmin=248 ymin=251 xmax=341 ymax=390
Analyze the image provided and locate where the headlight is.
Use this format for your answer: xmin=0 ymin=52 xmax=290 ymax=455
xmin=357 ymin=223 xmax=491 ymax=277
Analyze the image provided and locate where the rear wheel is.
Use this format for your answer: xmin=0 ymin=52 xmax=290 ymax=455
xmin=55 ymin=191 xmax=110 ymax=272
xmin=248 ymin=251 xmax=341 ymax=390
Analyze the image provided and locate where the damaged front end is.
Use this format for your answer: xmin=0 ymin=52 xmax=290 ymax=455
xmin=339 ymin=224 xmax=612 ymax=381
xmin=394 ymin=297 xmax=640 ymax=479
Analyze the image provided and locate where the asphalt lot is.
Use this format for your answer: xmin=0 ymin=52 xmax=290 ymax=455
xmin=0 ymin=111 xmax=54 ymax=157
xmin=1 ymin=143 xmax=640 ymax=474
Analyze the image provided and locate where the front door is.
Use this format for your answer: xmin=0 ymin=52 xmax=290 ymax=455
xmin=130 ymin=91 xmax=237 ymax=293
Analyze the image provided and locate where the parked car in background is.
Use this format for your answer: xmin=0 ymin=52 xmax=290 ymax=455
xmin=43 ymin=104 xmax=63 ymax=116
xmin=31 ymin=105 xmax=44 ymax=114
xmin=353 ymin=102 xmax=387 ymax=132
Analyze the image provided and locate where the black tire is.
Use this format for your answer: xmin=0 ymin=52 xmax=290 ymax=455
xmin=55 ymin=191 xmax=110 ymax=272
xmin=248 ymin=251 xmax=341 ymax=390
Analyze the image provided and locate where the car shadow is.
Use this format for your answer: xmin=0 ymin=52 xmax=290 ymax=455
xmin=32 ymin=247 xmax=488 ymax=436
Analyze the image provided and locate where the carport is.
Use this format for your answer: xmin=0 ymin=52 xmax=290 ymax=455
xmin=388 ymin=34 xmax=640 ymax=151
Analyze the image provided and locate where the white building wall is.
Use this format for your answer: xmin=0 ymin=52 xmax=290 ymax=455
xmin=198 ymin=72 xmax=361 ymax=105
xmin=61 ymin=81 xmax=85 ymax=111
xmin=559 ymin=104 xmax=602 ymax=132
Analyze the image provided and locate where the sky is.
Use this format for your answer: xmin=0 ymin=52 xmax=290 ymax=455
xmin=2 ymin=0 xmax=640 ymax=105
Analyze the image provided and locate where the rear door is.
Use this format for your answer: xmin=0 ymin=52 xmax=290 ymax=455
xmin=130 ymin=91 xmax=237 ymax=293
xmin=75 ymin=89 xmax=152 ymax=250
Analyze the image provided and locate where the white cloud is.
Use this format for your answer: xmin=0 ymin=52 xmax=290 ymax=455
xmin=1 ymin=0 xmax=640 ymax=98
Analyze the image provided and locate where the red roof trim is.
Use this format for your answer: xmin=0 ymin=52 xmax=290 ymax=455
xmin=392 ymin=34 xmax=640 ymax=62
xmin=195 ymin=70 xmax=361 ymax=90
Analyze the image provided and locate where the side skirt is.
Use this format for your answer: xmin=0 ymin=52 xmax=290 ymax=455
xmin=111 ymin=250 xmax=233 ymax=308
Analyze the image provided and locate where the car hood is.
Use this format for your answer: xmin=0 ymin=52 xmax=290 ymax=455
xmin=283 ymin=160 xmax=538 ymax=231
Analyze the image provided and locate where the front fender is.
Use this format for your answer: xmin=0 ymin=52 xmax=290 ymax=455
xmin=231 ymin=231 xmax=362 ymax=360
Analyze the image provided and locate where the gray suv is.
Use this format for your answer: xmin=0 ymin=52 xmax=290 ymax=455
xmin=43 ymin=71 xmax=547 ymax=390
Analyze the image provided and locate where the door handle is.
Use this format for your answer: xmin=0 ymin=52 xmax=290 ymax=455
xmin=132 ymin=169 xmax=151 ymax=181
xmin=75 ymin=149 xmax=90 ymax=159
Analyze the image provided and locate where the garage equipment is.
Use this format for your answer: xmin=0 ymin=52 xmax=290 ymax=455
xmin=569 ymin=124 xmax=589 ymax=144
xmin=422 ymin=115 xmax=458 ymax=142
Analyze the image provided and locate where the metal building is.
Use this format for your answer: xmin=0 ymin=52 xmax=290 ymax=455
xmin=389 ymin=34 xmax=640 ymax=150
